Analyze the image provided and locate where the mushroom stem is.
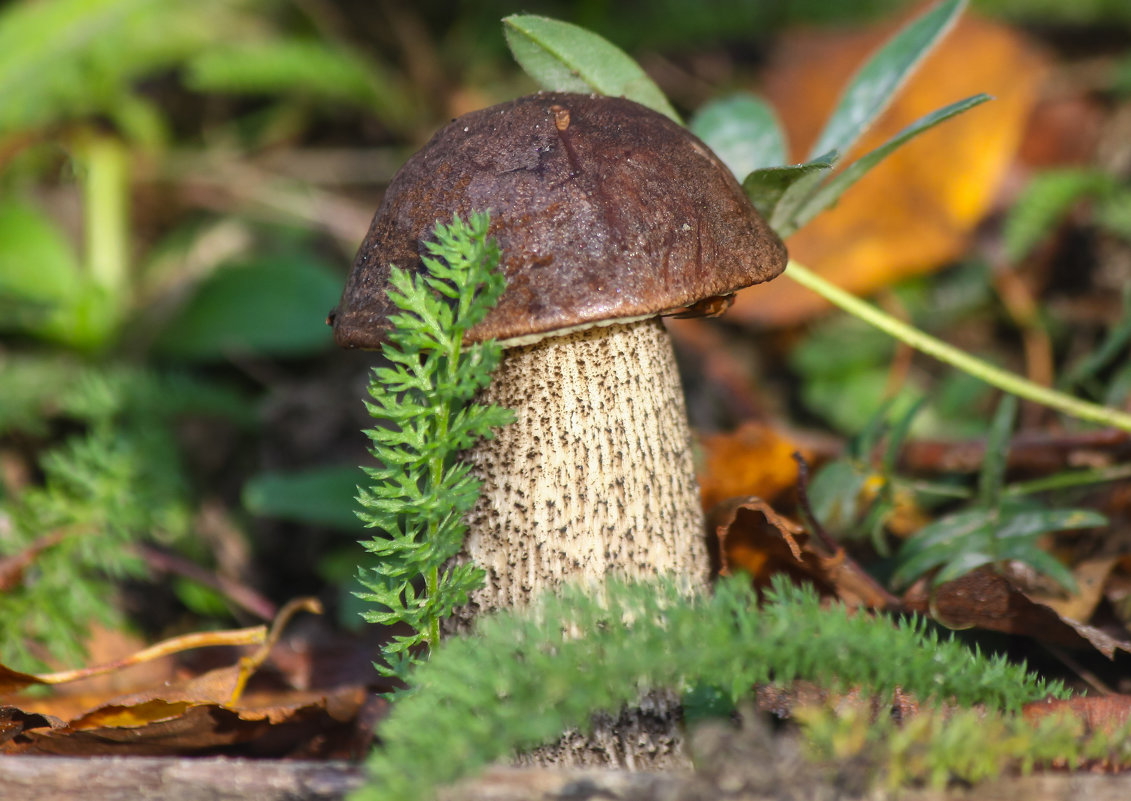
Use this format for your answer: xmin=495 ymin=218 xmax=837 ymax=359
xmin=452 ymin=317 xmax=706 ymax=627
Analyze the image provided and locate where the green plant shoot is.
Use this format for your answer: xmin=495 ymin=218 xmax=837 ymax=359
xmin=891 ymin=396 xmax=1104 ymax=590
xmin=354 ymin=212 xmax=513 ymax=682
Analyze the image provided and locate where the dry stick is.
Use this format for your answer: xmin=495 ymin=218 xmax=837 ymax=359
xmin=784 ymin=262 xmax=1131 ymax=433
xmin=138 ymin=544 xmax=278 ymax=621
xmin=32 ymin=626 xmax=267 ymax=686
xmin=791 ymin=452 xmax=841 ymax=555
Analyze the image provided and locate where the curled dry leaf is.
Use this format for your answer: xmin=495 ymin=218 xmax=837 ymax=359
xmin=907 ymin=566 xmax=1131 ymax=659
xmin=709 ymin=496 xmax=896 ymax=609
xmin=730 ymin=13 xmax=1047 ymax=327
xmin=2 ymin=687 xmax=371 ymax=757
xmin=1030 ymin=556 xmax=1119 ymax=625
xmin=0 ymin=597 xmax=374 ymax=757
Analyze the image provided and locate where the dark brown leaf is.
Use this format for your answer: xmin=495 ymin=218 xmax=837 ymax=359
xmin=911 ymin=567 xmax=1131 ymax=658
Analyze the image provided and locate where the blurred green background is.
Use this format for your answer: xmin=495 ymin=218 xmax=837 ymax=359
xmin=1 ymin=0 xmax=1129 ymax=670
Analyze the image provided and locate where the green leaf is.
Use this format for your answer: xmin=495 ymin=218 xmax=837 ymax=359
xmin=742 ymin=151 xmax=837 ymax=232
xmin=995 ymin=508 xmax=1106 ymax=540
xmin=998 ymin=547 xmax=1077 ymax=594
xmin=689 ymin=93 xmax=786 ymax=178
xmin=502 ymin=14 xmax=680 ymax=123
xmin=357 ymin=212 xmax=508 ymax=671
xmin=153 ymin=254 xmax=339 ymax=362
xmin=1059 ymin=287 xmax=1131 ymax=390
xmin=185 ymin=38 xmax=404 ymax=117
xmin=893 ymin=498 xmax=1103 ymax=591
xmin=931 ymin=551 xmax=997 ymax=585
xmin=882 ymin=397 xmax=925 ymax=476
xmin=0 ymin=199 xmax=118 ymax=349
xmin=808 ymin=459 xmax=870 ymax=532
xmin=807 ymin=0 xmax=966 ymax=161
xmin=153 ymin=254 xmax=341 ymax=361
xmin=0 ymin=200 xmax=81 ymax=313
xmin=977 ymin=395 xmax=1017 ymax=509
xmin=891 ymin=509 xmax=995 ymax=587
xmin=793 ymin=93 xmax=991 ymax=229
xmin=243 ymin=466 xmax=365 ymax=532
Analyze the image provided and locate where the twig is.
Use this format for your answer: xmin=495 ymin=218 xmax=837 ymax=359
xmin=784 ymin=261 xmax=1131 ymax=433
xmin=0 ymin=529 xmax=70 ymax=592
xmin=791 ymin=452 xmax=840 ymax=555
xmin=138 ymin=544 xmax=278 ymax=621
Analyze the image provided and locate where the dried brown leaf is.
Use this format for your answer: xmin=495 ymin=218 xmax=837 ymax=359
xmin=709 ymin=496 xmax=895 ymax=609
xmin=913 ymin=567 xmax=1131 ymax=658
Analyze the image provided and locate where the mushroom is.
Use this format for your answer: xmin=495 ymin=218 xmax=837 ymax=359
xmin=332 ymin=92 xmax=786 ymax=628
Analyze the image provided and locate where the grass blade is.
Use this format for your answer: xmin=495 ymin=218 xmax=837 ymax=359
xmin=807 ymin=0 xmax=965 ymax=161
xmin=794 ymin=93 xmax=990 ymax=229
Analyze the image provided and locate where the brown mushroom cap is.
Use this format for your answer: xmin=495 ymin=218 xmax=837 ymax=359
xmin=332 ymin=92 xmax=787 ymax=348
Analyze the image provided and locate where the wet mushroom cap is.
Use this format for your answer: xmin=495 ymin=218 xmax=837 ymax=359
xmin=331 ymin=91 xmax=787 ymax=349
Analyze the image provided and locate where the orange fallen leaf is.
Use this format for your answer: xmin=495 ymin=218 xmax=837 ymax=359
xmin=730 ymin=12 xmax=1048 ymax=327
xmin=698 ymin=422 xmax=808 ymax=511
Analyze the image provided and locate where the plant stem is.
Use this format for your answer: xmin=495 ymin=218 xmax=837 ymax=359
xmin=426 ymin=564 xmax=441 ymax=648
xmin=80 ymin=134 xmax=130 ymax=300
xmin=784 ymin=261 xmax=1131 ymax=434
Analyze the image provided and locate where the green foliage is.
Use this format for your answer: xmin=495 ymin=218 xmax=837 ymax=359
xmin=0 ymin=0 xmax=253 ymax=138
xmin=805 ymin=0 xmax=963 ymax=161
xmin=507 ymin=1 xmax=987 ymax=239
xmin=0 ymin=358 xmax=250 ymax=670
xmin=743 ymin=151 xmax=838 ymax=228
xmin=1003 ymin=169 xmax=1121 ymax=263
xmin=1057 ymin=289 xmax=1131 ymax=410
xmin=787 ymin=297 xmax=987 ymax=436
xmin=153 ymin=252 xmax=343 ymax=361
xmin=0 ymin=199 xmax=88 ymax=344
xmin=692 ymin=0 xmax=987 ymax=235
xmin=978 ymin=0 xmax=1131 ymax=27
xmin=185 ymin=38 xmax=401 ymax=113
xmin=806 ymin=394 xmax=1107 ymax=589
xmin=807 ymin=399 xmax=927 ymax=555
xmin=243 ymin=466 xmax=365 ymax=533
xmin=355 ymin=212 xmax=513 ymax=682
xmin=790 ymin=94 xmax=990 ymax=230
xmin=358 ymin=575 xmax=1065 ymax=801
xmin=891 ymin=396 xmax=1104 ymax=589
xmin=0 ymin=0 xmax=412 ymax=354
